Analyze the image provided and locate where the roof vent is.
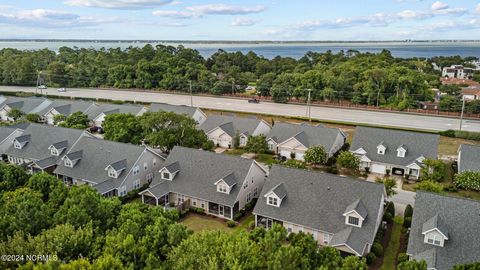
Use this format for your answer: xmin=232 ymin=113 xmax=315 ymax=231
xmin=327 ymin=186 xmax=331 ymax=190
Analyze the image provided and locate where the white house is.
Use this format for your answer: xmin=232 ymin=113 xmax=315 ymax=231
xmin=442 ymin=65 xmax=473 ymax=79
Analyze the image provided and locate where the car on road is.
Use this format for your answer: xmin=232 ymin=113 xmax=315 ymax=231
xmin=57 ymin=88 xmax=66 ymax=92
xmin=38 ymin=85 xmax=47 ymax=89
xmin=248 ymin=98 xmax=260 ymax=103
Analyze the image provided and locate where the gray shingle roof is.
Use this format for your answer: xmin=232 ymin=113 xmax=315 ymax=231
xmin=88 ymin=103 xmax=145 ymax=120
xmin=220 ymin=173 xmax=237 ymax=187
xmin=422 ymin=214 xmax=449 ymax=238
xmin=149 ymin=103 xmax=198 ymax=117
xmin=270 ymin=183 xmax=287 ymax=199
xmin=253 ymin=165 xmax=385 ymax=255
xmin=93 ymin=178 xmax=116 ymax=194
xmin=5 ymin=124 xmax=86 ymax=162
xmin=266 ymin=122 xmax=345 ymax=152
xmin=1 ymin=97 xmax=53 ymax=115
xmin=15 ymin=134 xmax=30 ymax=143
xmin=43 ymin=100 xmax=96 ymax=116
xmin=145 ymin=146 xmax=259 ymax=206
xmin=109 ymin=159 xmax=127 ymax=171
xmin=53 ymin=136 xmax=147 ymax=187
xmin=51 ymin=140 xmax=68 ymax=150
xmin=458 ymin=144 xmax=480 ymax=172
xmin=0 ymin=126 xmax=18 ymax=143
xmin=66 ymin=150 xmax=82 ymax=161
xmin=143 ymin=180 xmax=170 ymax=198
xmin=199 ymin=115 xmax=264 ymax=137
xmin=350 ymin=127 xmax=439 ymax=167
xmin=329 ymin=226 xmax=370 ymax=255
xmin=345 ymin=199 xmax=368 ymax=219
xmin=165 ymin=161 xmax=180 ymax=173
xmin=33 ymin=156 xmax=58 ymax=169
xmin=407 ymin=192 xmax=480 ymax=270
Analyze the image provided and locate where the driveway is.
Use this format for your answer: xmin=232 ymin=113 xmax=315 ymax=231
xmin=390 ymin=188 xmax=416 ymax=216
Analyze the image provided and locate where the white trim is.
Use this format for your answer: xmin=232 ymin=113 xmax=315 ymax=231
xmin=422 ymin=228 xmax=449 ymax=240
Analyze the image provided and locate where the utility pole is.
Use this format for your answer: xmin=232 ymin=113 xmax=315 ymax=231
xmin=306 ymin=89 xmax=312 ymax=122
xmin=376 ymin=88 xmax=381 ymax=107
xmin=36 ymin=73 xmax=40 ymax=94
xmin=189 ymin=80 xmax=193 ymax=107
xmin=231 ymin=80 xmax=235 ymax=96
xmin=459 ymin=97 xmax=466 ymax=131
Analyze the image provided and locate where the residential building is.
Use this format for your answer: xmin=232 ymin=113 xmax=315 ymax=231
xmin=88 ymin=103 xmax=148 ymax=127
xmin=0 ymin=125 xmax=26 ymax=156
xmin=54 ymin=136 xmax=164 ymax=197
xmin=253 ymin=165 xmax=385 ymax=256
xmin=199 ymin=115 xmax=272 ymax=148
xmin=150 ymin=102 xmax=207 ymax=125
xmin=140 ymin=146 xmax=268 ymax=220
xmin=406 ymin=191 xmax=480 ymax=270
xmin=461 ymin=86 xmax=480 ymax=100
xmin=0 ymin=96 xmax=53 ymax=121
xmin=457 ymin=144 xmax=480 ymax=173
xmin=4 ymin=124 xmax=91 ymax=173
xmin=441 ymin=65 xmax=473 ymax=79
xmin=266 ymin=122 xmax=346 ymax=161
xmin=41 ymin=100 xmax=98 ymax=125
xmin=350 ymin=127 xmax=439 ymax=179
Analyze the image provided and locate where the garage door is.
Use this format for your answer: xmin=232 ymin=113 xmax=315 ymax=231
xmin=371 ymin=164 xmax=386 ymax=174
xmin=296 ymin=152 xmax=305 ymax=161
xmin=280 ymin=150 xmax=291 ymax=158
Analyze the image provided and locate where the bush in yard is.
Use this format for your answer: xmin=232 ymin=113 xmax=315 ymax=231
xmin=283 ymin=159 xmax=307 ymax=169
xmin=376 ymin=178 xmax=397 ymax=197
xmin=244 ymin=135 xmax=268 ymax=154
xmin=397 ymin=253 xmax=409 ymax=265
xmin=415 ymin=180 xmax=443 ymax=193
xmin=226 ymin=220 xmax=236 ymax=228
xmin=366 ymin=252 xmax=376 ymax=265
xmin=336 ymin=151 xmax=360 ymax=169
xmin=383 ymin=212 xmax=393 ymax=224
xmin=386 ymin=201 xmax=395 ymax=217
xmin=244 ymin=198 xmax=257 ymax=211
xmin=398 ymin=260 xmax=428 ymax=270
xmin=421 ymin=159 xmax=446 ymax=182
xmin=454 ymin=171 xmax=480 ymax=191
xmin=404 ymin=204 xmax=413 ymax=228
xmin=304 ymin=145 xmax=328 ymax=165
xmin=371 ymin=242 xmax=384 ymax=257
xmin=25 ymin=113 xmax=40 ymax=123
xmin=443 ymin=184 xmax=458 ymax=192
xmin=248 ymin=221 xmax=255 ymax=230
xmin=439 ymin=129 xmax=456 ymax=137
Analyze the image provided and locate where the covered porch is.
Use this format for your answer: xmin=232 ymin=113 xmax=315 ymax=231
xmin=208 ymin=201 xmax=233 ymax=220
xmin=255 ymin=214 xmax=283 ymax=229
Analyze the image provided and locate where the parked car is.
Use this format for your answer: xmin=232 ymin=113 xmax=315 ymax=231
xmin=248 ymin=98 xmax=260 ymax=103
xmin=57 ymin=88 xmax=66 ymax=92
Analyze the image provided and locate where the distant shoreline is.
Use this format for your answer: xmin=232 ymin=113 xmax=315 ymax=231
xmin=1 ymin=39 xmax=480 ymax=44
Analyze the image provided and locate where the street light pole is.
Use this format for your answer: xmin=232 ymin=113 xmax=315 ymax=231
xmin=306 ymin=89 xmax=312 ymax=122
xmin=189 ymin=80 xmax=193 ymax=107
xmin=231 ymin=80 xmax=235 ymax=96
xmin=459 ymin=97 xmax=466 ymax=131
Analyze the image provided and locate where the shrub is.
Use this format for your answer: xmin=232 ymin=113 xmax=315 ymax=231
xmin=304 ymin=145 xmax=328 ymax=165
xmin=397 ymin=253 xmax=409 ymax=264
xmin=404 ymin=204 xmax=413 ymax=219
xmin=336 ymin=151 xmax=360 ymax=169
xmin=226 ymin=220 xmax=236 ymax=227
xmin=415 ymin=180 xmax=443 ymax=193
xmin=443 ymin=184 xmax=458 ymax=192
xmin=244 ymin=135 xmax=268 ymax=154
xmin=383 ymin=212 xmax=393 ymax=224
xmin=233 ymin=212 xmax=243 ymax=221
xmin=366 ymin=252 xmax=376 ymax=265
xmin=421 ymin=159 xmax=446 ymax=182
xmin=403 ymin=217 xmax=412 ymax=229
xmin=371 ymin=242 xmax=384 ymax=257
xmin=375 ymin=227 xmax=385 ymax=243
xmin=454 ymin=171 xmax=480 ymax=191
xmin=245 ymin=198 xmax=257 ymax=211
xmin=248 ymin=220 xmax=256 ymax=230
xmin=283 ymin=159 xmax=307 ymax=169
xmin=386 ymin=201 xmax=395 ymax=217
xmin=439 ymin=129 xmax=456 ymax=137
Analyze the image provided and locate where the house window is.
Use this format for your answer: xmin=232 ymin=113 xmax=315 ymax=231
xmin=147 ymin=173 xmax=153 ymax=182
xmin=217 ymin=184 xmax=228 ymax=193
xmin=108 ymin=169 xmax=117 ymax=178
xmin=268 ymin=142 xmax=274 ymax=151
xmin=133 ymin=166 xmax=140 ymax=175
xmin=410 ymin=169 xmax=419 ymax=176
xmin=133 ymin=179 xmax=140 ymax=189
xmin=323 ymin=233 xmax=330 ymax=244
xmin=162 ymin=172 xmax=171 ymax=180
xmin=347 ymin=216 xmax=360 ymax=226
xmin=50 ymin=148 xmax=58 ymax=156
xmin=119 ymin=185 xmax=127 ymax=196
xmin=243 ymin=180 xmax=249 ymax=189
xmin=201 ymin=203 xmax=205 ymax=208
xmin=65 ymin=159 xmax=73 ymax=168
xmin=153 ymin=159 xmax=157 ymax=166
xmin=192 ymin=200 xmax=197 ymax=206
xmin=253 ymin=187 xmax=258 ymax=197
xmin=14 ymin=142 xmax=21 ymax=149
xmin=143 ymin=162 xmax=148 ymax=170
xmin=377 ymin=148 xmax=385 ymax=155
xmin=246 ymin=192 xmax=252 ymax=203
xmin=267 ymin=196 xmax=278 ymax=206
xmin=397 ymin=149 xmax=406 ymax=158
xmin=287 ymin=227 xmax=292 ymax=233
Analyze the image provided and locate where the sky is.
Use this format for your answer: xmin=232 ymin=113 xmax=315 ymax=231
xmin=0 ymin=0 xmax=479 ymax=40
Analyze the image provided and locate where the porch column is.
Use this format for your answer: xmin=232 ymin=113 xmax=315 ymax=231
xmin=142 ymin=194 xmax=144 ymax=204
xmin=255 ymin=214 xmax=258 ymax=227
xmin=156 ymin=197 xmax=159 ymax=206
xmin=230 ymin=207 xmax=233 ymax=220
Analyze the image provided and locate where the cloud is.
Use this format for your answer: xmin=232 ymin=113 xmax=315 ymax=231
xmin=477 ymin=4 xmax=480 ymax=13
xmin=0 ymin=8 xmax=118 ymax=28
xmin=397 ymin=10 xmax=432 ymax=19
xmin=153 ymin=4 xmax=266 ymax=19
xmin=294 ymin=13 xmax=389 ymax=30
xmin=63 ymin=0 xmax=173 ymax=9
xmin=431 ymin=1 xmax=448 ymax=11
xmin=152 ymin=10 xmax=194 ymax=19
xmin=231 ymin=17 xmax=261 ymax=26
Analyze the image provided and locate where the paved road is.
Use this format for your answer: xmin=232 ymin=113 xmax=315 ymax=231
xmin=390 ymin=189 xmax=416 ymax=216
xmin=2 ymin=85 xmax=480 ymax=132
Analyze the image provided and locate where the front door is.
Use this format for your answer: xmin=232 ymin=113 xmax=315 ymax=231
xmin=219 ymin=205 xmax=224 ymax=216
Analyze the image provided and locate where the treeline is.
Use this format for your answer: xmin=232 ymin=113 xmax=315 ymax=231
xmin=0 ymin=45 xmax=477 ymax=109
xmin=0 ymin=164 xmax=373 ymax=270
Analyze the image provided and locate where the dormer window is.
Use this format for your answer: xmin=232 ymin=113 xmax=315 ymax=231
xmin=425 ymin=233 xmax=442 ymax=246
xmin=162 ymin=172 xmax=171 ymax=180
xmin=51 ymin=148 xmax=59 ymax=156
xmin=397 ymin=146 xmax=406 ymax=158
xmin=108 ymin=169 xmax=118 ymax=178
xmin=217 ymin=183 xmax=228 ymax=193
xmin=377 ymin=144 xmax=386 ymax=155
xmin=64 ymin=158 xmax=73 ymax=168
xmin=267 ymin=196 xmax=279 ymax=206
xmin=347 ymin=216 xmax=359 ymax=226
xmin=14 ymin=141 xmax=22 ymax=149
xmin=422 ymin=215 xmax=448 ymax=247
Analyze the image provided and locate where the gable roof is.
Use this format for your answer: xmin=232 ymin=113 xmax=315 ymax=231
xmin=145 ymin=146 xmax=260 ymax=207
xmin=1 ymin=96 xmax=53 ymax=115
xmin=149 ymin=103 xmax=198 ymax=117
xmin=253 ymin=165 xmax=385 ymax=255
xmin=407 ymin=192 xmax=480 ymax=270
xmin=5 ymin=124 xmax=87 ymax=162
xmin=164 ymin=161 xmax=180 ymax=173
xmin=53 ymin=136 xmax=152 ymax=190
xmin=199 ymin=115 xmax=265 ymax=137
xmin=88 ymin=103 xmax=145 ymax=120
xmin=458 ymin=144 xmax=480 ymax=172
xmin=0 ymin=126 xmax=20 ymax=143
xmin=43 ymin=100 xmax=97 ymax=116
xmin=422 ymin=214 xmax=449 ymax=239
xmin=344 ymin=199 xmax=368 ymax=219
xmin=350 ymin=127 xmax=439 ymax=167
xmin=267 ymin=122 xmax=345 ymax=152
xmin=267 ymin=183 xmax=287 ymax=200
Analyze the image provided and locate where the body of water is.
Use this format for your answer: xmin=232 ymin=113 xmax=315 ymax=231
xmin=0 ymin=41 xmax=480 ymax=59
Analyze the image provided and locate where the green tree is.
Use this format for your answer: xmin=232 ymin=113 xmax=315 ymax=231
xmin=139 ymin=111 xmax=212 ymax=152
xmin=415 ymin=180 xmax=443 ymax=193
xmin=244 ymin=135 xmax=268 ymax=154
xmin=336 ymin=151 xmax=360 ymax=169
xmin=27 ymin=172 xmax=68 ymax=207
xmin=0 ymin=163 xmax=30 ymax=193
xmin=25 ymin=113 xmax=40 ymax=123
xmin=375 ymin=178 xmax=397 ymax=197
xmin=103 ymin=113 xmax=144 ymax=144
xmin=421 ymin=159 xmax=446 ymax=182
xmin=304 ymin=145 xmax=328 ymax=165
xmin=53 ymin=114 xmax=67 ymax=125
xmin=7 ymin=108 xmax=24 ymax=120
xmin=397 ymin=260 xmax=428 ymax=270
xmin=59 ymin=111 xmax=89 ymax=129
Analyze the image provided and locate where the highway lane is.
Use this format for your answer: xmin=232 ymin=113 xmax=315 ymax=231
xmin=1 ymin=85 xmax=480 ymax=132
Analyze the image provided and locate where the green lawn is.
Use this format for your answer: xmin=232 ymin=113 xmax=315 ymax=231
xmin=380 ymin=217 xmax=403 ymax=270
xmin=180 ymin=213 xmax=253 ymax=234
